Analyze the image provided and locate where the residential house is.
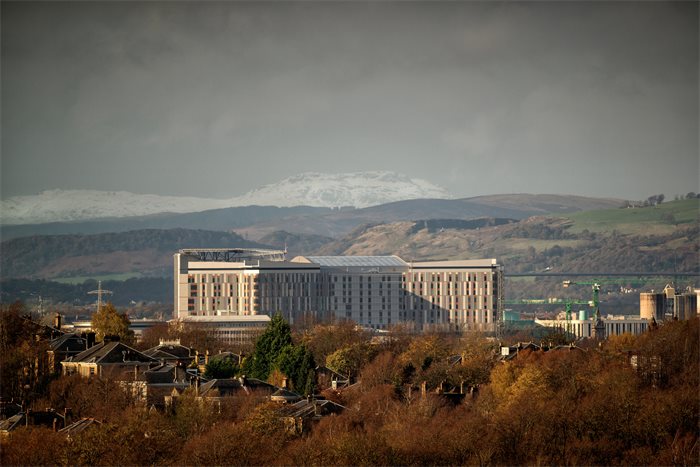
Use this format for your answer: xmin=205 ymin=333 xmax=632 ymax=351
xmin=315 ymin=365 xmax=350 ymax=390
xmin=47 ymin=333 xmax=90 ymax=374
xmin=61 ymin=339 xmax=157 ymax=379
xmin=142 ymin=363 xmax=191 ymax=409
xmin=277 ymin=397 xmax=345 ymax=435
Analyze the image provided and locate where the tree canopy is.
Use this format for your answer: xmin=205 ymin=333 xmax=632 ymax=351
xmin=204 ymin=358 xmax=239 ymax=379
xmin=91 ymin=302 xmax=134 ymax=344
xmin=243 ymin=314 xmax=316 ymax=394
xmin=243 ymin=314 xmax=292 ymax=381
xmin=276 ymin=344 xmax=316 ymax=395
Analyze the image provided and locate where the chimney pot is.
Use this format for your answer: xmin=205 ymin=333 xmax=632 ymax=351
xmin=86 ymin=332 xmax=96 ymax=349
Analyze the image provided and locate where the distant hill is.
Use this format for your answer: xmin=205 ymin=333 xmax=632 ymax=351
xmin=0 ymin=277 xmax=172 ymax=306
xmin=0 ymin=171 xmax=451 ymax=225
xmin=565 ymin=198 xmax=699 ymax=234
xmin=464 ymin=193 xmax=625 ymax=214
xmin=0 ymin=229 xmax=270 ymax=279
xmin=316 ymin=199 xmax=699 ymax=274
xmin=0 ymin=205 xmax=331 ymax=240
xmin=1 ymin=200 xmax=696 ymax=306
xmin=1 ymin=193 xmax=626 ymax=241
xmin=258 ymin=230 xmax=335 ymax=258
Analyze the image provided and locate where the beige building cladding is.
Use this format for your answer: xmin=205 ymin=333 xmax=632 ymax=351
xmin=174 ymin=250 xmax=320 ymax=325
xmin=174 ymin=250 xmax=502 ymax=331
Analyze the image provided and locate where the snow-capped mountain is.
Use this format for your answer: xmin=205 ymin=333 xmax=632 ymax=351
xmin=231 ymin=172 xmax=452 ymax=209
xmin=0 ymin=190 xmax=232 ymax=225
xmin=0 ymin=171 xmax=452 ymax=225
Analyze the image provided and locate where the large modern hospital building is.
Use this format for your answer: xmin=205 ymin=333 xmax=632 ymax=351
xmin=174 ymin=249 xmax=503 ymax=332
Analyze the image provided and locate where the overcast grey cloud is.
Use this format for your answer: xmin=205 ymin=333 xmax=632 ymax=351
xmin=1 ymin=1 xmax=697 ymax=200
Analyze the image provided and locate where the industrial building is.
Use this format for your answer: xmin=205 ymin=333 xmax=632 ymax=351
xmin=174 ymin=249 xmax=503 ymax=332
xmin=639 ymin=285 xmax=698 ymax=321
xmin=535 ymin=315 xmax=649 ymax=339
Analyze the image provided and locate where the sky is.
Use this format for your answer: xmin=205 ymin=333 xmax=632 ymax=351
xmin=1 ymin=1 xmax=698 ymax=201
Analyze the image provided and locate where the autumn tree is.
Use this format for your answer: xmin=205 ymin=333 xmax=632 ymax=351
xmin=0 ymin=427 xmax=65 ymax=466
xmin=90 ymin=302 xmax=134 ymax=344
xmin=135 ymin=322 xmax=170 ymax=350
xmin=302 ymin=321 xmax=371 ymax=364
xmin=37 ymin=373 xmax=133 ymax=421
xmin=448 ymin=335 xmax=496 ymax=389
xmin=326 ymin=341 xmax=377 ymax=380
xmin=179 ymin=421 xmax=277 ymax=466
xmin=0 ymin=301 xmax=52 ymax=402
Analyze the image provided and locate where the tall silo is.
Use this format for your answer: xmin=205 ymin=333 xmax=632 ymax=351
xmin=674 ymin=293 xmax=698 ymax=320
xmin=640 ymin=292 xmax=665 ymax=321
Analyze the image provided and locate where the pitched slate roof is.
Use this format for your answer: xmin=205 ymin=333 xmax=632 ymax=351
xmin=58 ymin=418 xmax=102 ymax=436
xmin=50 ymin=333 xmax=87 ymax=353
xmin=144 ymin=363 xmax=189 ymax=384
xmin=0 ymin=413 xmax=25 ymax=432
xmin=68 ymin=341 xmax=156 ymax=364
xmin=199 ymin=377 xmax=276 ymax=397
xmin=143 ymin=343 xmax=194 ymax=360
xmin=198 ymin=379 xmax=244 ymax=397
xmin=277 ymin=399 xmax=346 ymax=419
xmin=271 ymin=388 xmax=302 ymax=403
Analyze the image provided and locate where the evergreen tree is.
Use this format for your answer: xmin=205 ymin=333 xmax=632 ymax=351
xmin=204 ymin=358 xmax=239 ymax=379
xmin=276 ymin=343 xmax=316 ymax=395
xmin=244 ymin=314 xmax=292 ymax=380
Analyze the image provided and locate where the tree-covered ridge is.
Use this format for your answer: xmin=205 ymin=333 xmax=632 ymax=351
xmin=0 ymin=228 xmax=268 ymax=279
xmin=0 ymin=277 xmax=172 ymax=306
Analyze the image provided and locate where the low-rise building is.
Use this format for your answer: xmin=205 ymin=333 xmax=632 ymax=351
xmin=535 ymin=315 xmax=649 ymax=339
xmin=47 ymin=333 xmax=89 ymax=374
xmin=61 ymin=339 xmax=157 ymax=379
xmin=143 ymin=339 xmax=196 ymax=366
xmin=277 ymin=398 xmax=345 ymax=435
xmin=174 ymin=314 xmax=271 ymax=346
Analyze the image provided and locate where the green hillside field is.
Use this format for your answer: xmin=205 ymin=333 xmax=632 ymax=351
xmin=52 ymin=272 xmax=143 ymax=284
xmin=564 ymin=198 xmax=699 ymax=235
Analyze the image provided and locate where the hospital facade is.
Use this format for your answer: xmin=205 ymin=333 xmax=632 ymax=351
xmin=174 ymin=249 xmax=503 ymax=332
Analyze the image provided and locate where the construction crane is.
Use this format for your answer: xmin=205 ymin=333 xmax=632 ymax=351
xmin=88 ymin=281 xmax=113 ymax=313
xmin=504 ymin=297 xmax=590 ymax=337
xmin=563 ymin=280 xmax=603 ymax=310
xmin=561 ymin=277 xmax=642 ymax=325
xmin=562 ymin=278 xmax=637 ymax=309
